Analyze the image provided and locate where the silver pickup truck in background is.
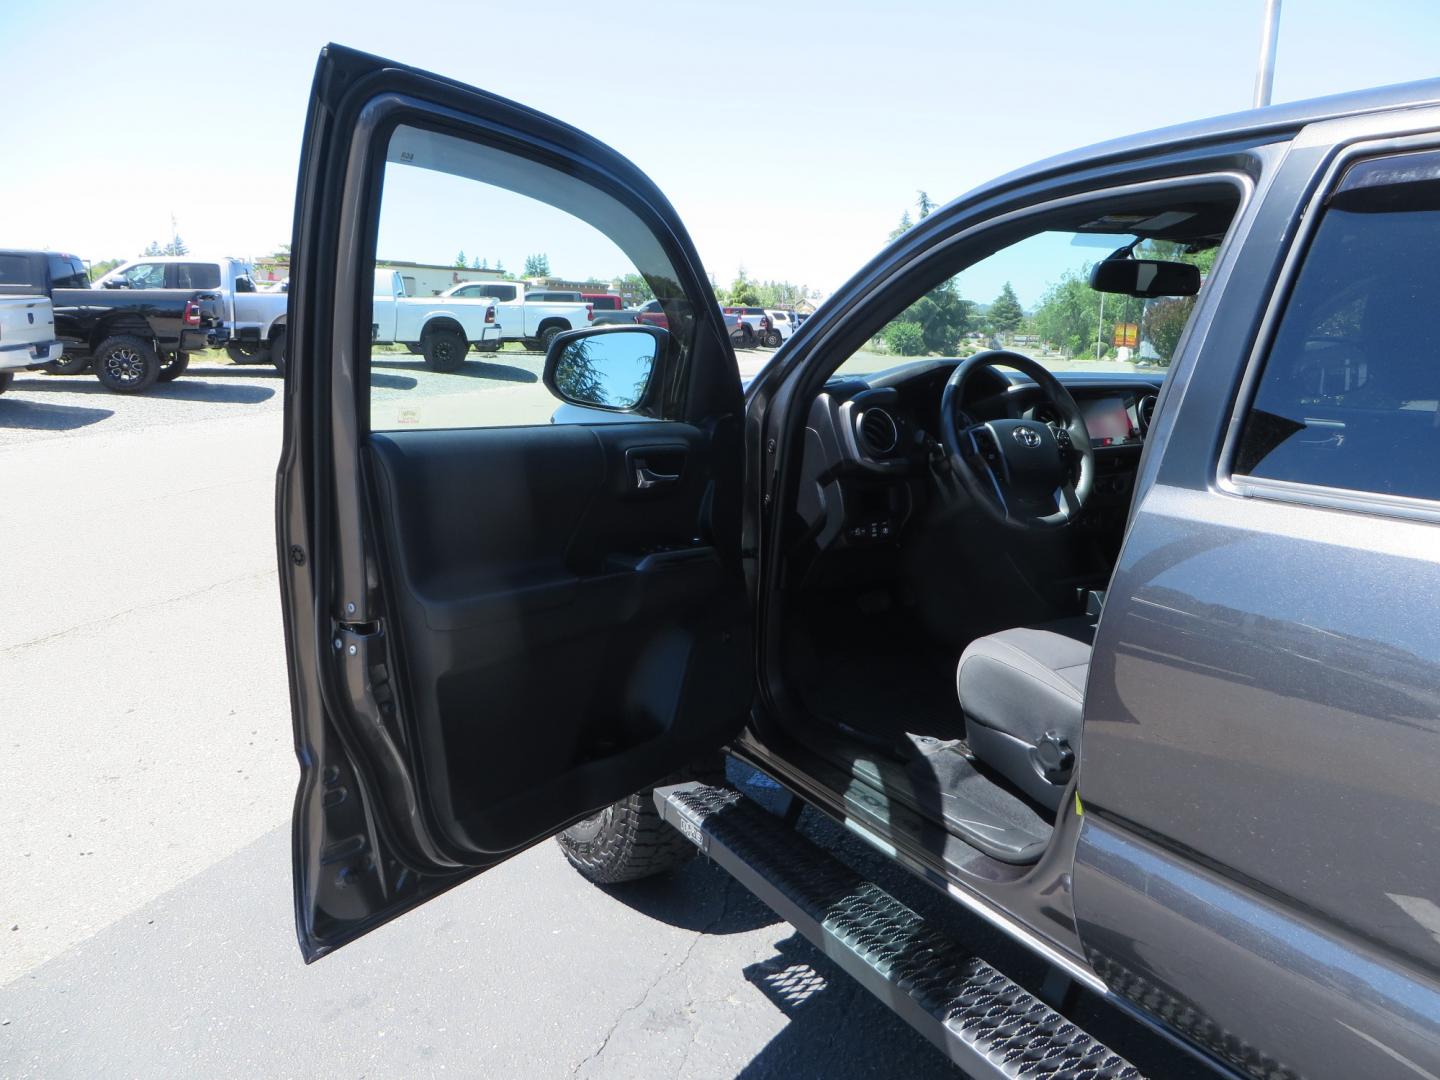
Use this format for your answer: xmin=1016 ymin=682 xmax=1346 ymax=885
xmin=94 ymin=256 xmax=290 ymax=372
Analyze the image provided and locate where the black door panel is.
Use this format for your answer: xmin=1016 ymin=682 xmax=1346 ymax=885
xmin=283 ymin=45 xmax=749 ymax=959
xmin=365 ymin=423 xmax=749 ymax=859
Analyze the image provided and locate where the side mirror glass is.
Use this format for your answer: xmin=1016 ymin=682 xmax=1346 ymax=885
xmin=543 ymin=325 xmax=667 ymax=412
xmin=1089 ymin=258 xmax=1201 ymax=298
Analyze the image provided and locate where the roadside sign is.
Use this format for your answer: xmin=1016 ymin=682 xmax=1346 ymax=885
xmin=1112 ymin=322 xmax=1139 ymax=348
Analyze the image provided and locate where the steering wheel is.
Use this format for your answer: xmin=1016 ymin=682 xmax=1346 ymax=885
xmin=939 ymin=350 xmax=1095 ymax=530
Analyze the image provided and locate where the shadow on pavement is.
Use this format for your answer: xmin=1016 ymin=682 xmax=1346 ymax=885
xmin=10 ymin=376 xmax=276 ymax=405
xmin=736 ymin=932 xmax=960 ymax=1078
xmin=599 ymin=853 xmax=780 ymax=935
xmin=0 ymin=397 xmax=114 ymax=431
xmin=371 ymin=357 xmax=539 ymax=383
xmin=368 ymin=372 xmax=419 ymax=390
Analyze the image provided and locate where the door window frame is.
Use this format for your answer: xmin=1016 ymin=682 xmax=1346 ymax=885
xmin=1217 ymin=131 xmax=1440 ymax=525
xmin=332 ymin=92 xmax=719 ymax=441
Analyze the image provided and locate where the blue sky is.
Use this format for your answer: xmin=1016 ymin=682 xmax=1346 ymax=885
xmin=4 ymin=0 xmax=1440 ymax=306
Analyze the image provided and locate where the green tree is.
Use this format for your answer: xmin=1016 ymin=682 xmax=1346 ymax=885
xmin=164 ymin=235 xmax=188 ymax=256
xmin=907 ymin=280 xmax=972 ymax=353
xmin=1032 ymin=272 xmax=1097 ymax=356
xmin=523 ymin=252 xmax=551 ymax=277
xmin=917 ymin=190 xmax=936 ymax=219
xmin=988 ymin=282 xmax=1024 ymax=337
xmin=144 ymin=241 xmax=163 ymax=256
xmin=88 ymin=258 xmax=123 ymax=281
xmin=617 ymin=272 xmax=654 ymax=303
xmin=1142 ymin=297 xmax=1193 ymax=365
xmin=470 ymin=256 xmax=480 ymax=270
xmin=883 ymin=321 xmax=927 ymax=355
xmin=727 ymin=268 xmax=759 ymax=306
xmin=454 ymin=250 xmax=467 ymax=268
xmin=889 ymin=210 xmax=913 ymax=242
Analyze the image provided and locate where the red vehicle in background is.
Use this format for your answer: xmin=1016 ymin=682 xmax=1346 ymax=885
xmin=581 ymin=292 xmax=624 ymax=311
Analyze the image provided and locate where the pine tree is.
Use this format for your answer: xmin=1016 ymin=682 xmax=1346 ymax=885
xmin=988 ymin=282 xmax=1025 ymax=337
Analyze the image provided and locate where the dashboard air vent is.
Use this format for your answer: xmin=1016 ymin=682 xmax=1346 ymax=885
xmin=858 ymin=407 xmax=900 ymax=457
xmin=1137 ymin=393 xmax=1157 ymax=433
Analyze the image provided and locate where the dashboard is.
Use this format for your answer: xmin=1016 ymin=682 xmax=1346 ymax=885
xmin=795 ymin=358 xmax=1164 ymax=555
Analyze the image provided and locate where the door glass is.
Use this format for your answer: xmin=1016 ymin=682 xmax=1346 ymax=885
xmin=1234 ymin=156 xmax=1440 ymax=502
xmin=368 ymin=123 xmax=691 ymax=431
xmin=117 ymin=263 xmax=166 ymax=289
xmin=173 ymin=262 xmax=221 ymax=289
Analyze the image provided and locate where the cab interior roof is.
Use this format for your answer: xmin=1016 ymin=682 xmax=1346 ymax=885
xmin=1072 ymin=198 xmax=1238 ymax=248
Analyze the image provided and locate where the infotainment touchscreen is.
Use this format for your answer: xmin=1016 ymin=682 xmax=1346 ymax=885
xmin=1080 ymin=397 xmax=1137 ymax=446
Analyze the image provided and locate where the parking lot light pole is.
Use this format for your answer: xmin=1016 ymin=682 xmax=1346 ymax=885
xmin=1253 ymin=0 xmax=1282 ymax=108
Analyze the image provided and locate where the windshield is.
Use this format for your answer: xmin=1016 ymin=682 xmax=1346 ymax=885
xmin=835 ymin=230 xmax=1215 ymax=378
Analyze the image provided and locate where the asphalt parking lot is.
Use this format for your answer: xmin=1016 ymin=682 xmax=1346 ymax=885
xmin=1 ymin=352 xmax=1193 ymax=1079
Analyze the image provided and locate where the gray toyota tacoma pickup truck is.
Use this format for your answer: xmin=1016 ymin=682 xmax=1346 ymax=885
xmin=275 ymin=46 xmax=1440 ymax=1079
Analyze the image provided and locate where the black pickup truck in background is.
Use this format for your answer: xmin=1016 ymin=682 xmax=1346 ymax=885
xmin=0 ymin=250 xmax=225 ymax=393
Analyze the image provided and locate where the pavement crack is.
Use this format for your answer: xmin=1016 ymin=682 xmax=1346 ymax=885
xmin=571 ymin=874 xmax=737 ymax=1077
xmin=3 ymin=568 xmax=277 ymax=654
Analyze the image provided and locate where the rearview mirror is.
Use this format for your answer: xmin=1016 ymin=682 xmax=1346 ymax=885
xmin=1089 ymin=258 xmax=1201 ymax=298
xmin=543 ymin=325 xmax=668 ymax=412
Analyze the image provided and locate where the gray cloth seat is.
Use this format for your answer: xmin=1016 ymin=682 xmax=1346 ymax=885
xmin=956 ymin=616 xmax=1096 ymax=811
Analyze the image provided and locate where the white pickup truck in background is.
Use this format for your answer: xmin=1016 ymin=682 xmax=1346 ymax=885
xmin=371 ymin=269 xmax=502 ymax=371
xmin=0 ymin=294 xmax=63 ymax=394
xmin=440 ymin=280 xmax=593 ymax=349
xmin=93 ymin=256 xmax=290 ymax=371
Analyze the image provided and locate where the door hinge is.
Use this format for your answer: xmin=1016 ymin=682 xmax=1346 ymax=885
xmin=333 ymin=621 xmax=392 ymax=724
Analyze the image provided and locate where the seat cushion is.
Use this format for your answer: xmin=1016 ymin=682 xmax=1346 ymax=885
xmin=956 ymin=616 xmax=1096 ymax=809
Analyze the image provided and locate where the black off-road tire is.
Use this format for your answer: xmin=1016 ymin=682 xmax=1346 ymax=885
xmin=557 ymin=791 xmax=695 ymax=884
xmin=405 ymin=343 xmax=424 ymax=355
xmin=158 ymin=351 xmax=190 ymax=383
xmin=270 ymin=328 xmax=288 ymax=375
xmin=538 ymin=324 xmax=567 ymax=352
xmin=43 ymin=351 xmax=91 ymax=376
xmin=763 ymin=329 xmax=782 ymax=348
xmin=226 ymin=341 xmax=269 ymax=365
xmin=93 ymin=334 xmax=160 ymax=393
xmin=0 ymin=371 xmax=12 ymax=395
xmin=422 ymin=327 xmax=467 ymax=372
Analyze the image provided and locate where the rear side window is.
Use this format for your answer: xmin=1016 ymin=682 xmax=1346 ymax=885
xmin=1234 ymin=150 xmax=1440 ymax=504
xmin=173 ymin=262 xmax=221 ymax=289
xmin=0 ymin=255 xmax=39 ymax=288
xmin=48 ymin=256 xmax=89 ymax=288
xmin=482 ymin=284 xmax=518 ymax=302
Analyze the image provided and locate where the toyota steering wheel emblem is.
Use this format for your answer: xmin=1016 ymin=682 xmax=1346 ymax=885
xmin=1013 ymin=426 xmax=1042 ymax=448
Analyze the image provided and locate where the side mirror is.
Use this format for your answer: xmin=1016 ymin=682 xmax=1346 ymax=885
xmin=543 ymin=325 xmax=668 ymax=413
xmin=1089 ymin=258 xmax=1200 ymax=298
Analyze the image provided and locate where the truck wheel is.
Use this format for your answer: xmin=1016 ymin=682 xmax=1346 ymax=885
xmin=557 ymin=791 xmax=695 ymax=884
xmin=93 ymin=335 xmax=160 ymax=393
xmin=270 ymin=329 xmax=288 ymax=375
xmin=0 ymin=372 xmax=12 ymax=395
xmin=225 ymin=341 xmax=269 ymax=365
xmin=538 ymin=325 xmax=565 ymax=351
xmin=422 ymin=328 xmax=467 ymax=372
xmin=158 ymin=352 xmax=190 ymax=383
xmin=763 ymin=330 xmax=782 ymax=348
xmin=405 ymin=343 xmax=424 ymax=355
xmin=43 ymin=351 xmax=91 ymax=376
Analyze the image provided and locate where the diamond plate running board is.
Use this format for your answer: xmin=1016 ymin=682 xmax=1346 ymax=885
xmin=654 ymin=781 xmax=1142 ymax=1080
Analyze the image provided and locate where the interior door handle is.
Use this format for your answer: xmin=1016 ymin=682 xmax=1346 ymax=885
xmin=634 ymin=463 xmax=680 ymax=490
